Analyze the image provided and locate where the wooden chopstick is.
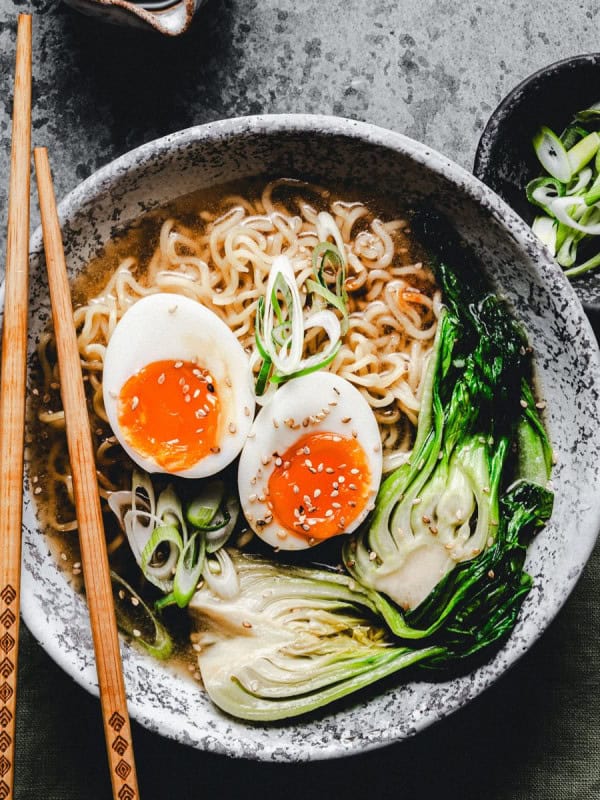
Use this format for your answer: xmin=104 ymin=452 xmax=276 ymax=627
xmin=34 ymin=148 xmax=140 ymax=800
xmin=0 ymin=14 xmax=32 ymax=799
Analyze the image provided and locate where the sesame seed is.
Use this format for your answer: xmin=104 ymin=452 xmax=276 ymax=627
xmin=73 ymin=561 xmax=81 ymax=569
xmin=304 ymin=459 xmax=313 ymax=468
xmin=325 ymin=467 xmax=335 ymax=474
xmin=276 ymin=530 xmax=287 ymax=540
xmin=244 ymin=406 xmax=251 ymax=417
xmin=332 ymin=502 xmax=341 ymax=509
xmin=369 ymin=551 xmax=377 ymax=561
xmin=60 ymin=552 xmax=67 ymax=561
xmin=118 ymin=590 xmax=126 ymax=600
xmin=488 ymin=570 xmax=495 ymax=579
xmin=34 ymin=486 xmax=42 ymax=495
xmin=131 ymin=597 xmax=140 ymax=607
xmin=174 ymin=361 xmax=183 ymax=368
xmin=133 ymin=629 xmax=141 ymax=638
xmin=352 ymin=430 xmax=358 ymax=438
xmin=325 ymin=509 xmax=334 ymax=517
xmin=412 ymin=497 xmax=421 ymax=505
xmin=225 ymin=377 xmax=232 ymax=387
xmin=348 ymin=483 xmax=357 ymax=491
xmin=32 ymin=388 xmax=39 ymax=396
xmin=261 ymin=454 xmax=271 ymax=466
xmin=341 ymin=416 xmax=351 ymax=423
xmin=242 ymin=621 xmax=252 ymax=629
xmin=331 ymin=490 xmax=339 ymax=497
xmin=293 ymin=485 xmax=300 ymax=494
xmin=314 ymin=489 xmax=321 ymax=498
xmin=275 ymin=457 xmax=282 ymax=466
xmin=184 ymin=395 xmax=191 ymax=403
xmin=520 ymin=399 xmax=528 ymax=408
xmin=350 ymin=468 xmax=360 ymax=475
xmin=229 ymin=422 xmax=237 ymax=434
xmin=210 ymin=446 xmax=221 ymax=454
xmin=248 ymin=493 xmax=257 ymax=502
xmin=302 ymin=524 xmax=311 ymax=532
xmin=338 ymin=476 xmax=345 ymax=483
xmin=429 ymin=525 xmax=438 ymax=534
xmin=302 ymin=418 xmax=310 ymax=427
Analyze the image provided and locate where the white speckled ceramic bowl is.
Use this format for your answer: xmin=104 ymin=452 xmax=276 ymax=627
xmin=17 ymin=115 xmax=600 ymax=761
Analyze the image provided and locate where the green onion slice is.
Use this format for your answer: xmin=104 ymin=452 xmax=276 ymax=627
xmin=567 ymin=166 xmax=593 ymax=195
xmin=186 ymin=480 xmax=225 ymax=528
xmin=561 ymin=123 xmax=589 ymax=150
xmin=584 ymin=171 xmax=600 ymax=205
xmin=262 ymin=256 xmax=304 ymax=374
xmin=206 ymin=495 xmax=240 ymax=553
xmin=201 ymin=548 xmax=240 ymax=600
xmin=550 ymin=196 xmax=600 ymax=234
xmin=565 ymin=249 xmax=600 ymax=277
xmin=533 ymin=126 xmax=572 ymax=182
xmin=531 ymin=216 xmax=558 ymax=254
xmin=141 ymin=523 xmax=183 ymax=584
xmin=567 ymin=131 xmax=600 ymax=174
xmin=526 ymin=177 xmax=565 ymax=214
xmin=173 ymin=531 xmax=206 ymax=608
xmin=574 ymin=103 xmax=600 ymax=123
xmin=111 ymin=571 xmax=173 ymax=660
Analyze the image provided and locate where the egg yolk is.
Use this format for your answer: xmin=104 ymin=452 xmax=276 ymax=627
xmin=267 ymin=432 xmax=372 ymax=541
xmin=117 ymin=359 xmax=221 ymax=472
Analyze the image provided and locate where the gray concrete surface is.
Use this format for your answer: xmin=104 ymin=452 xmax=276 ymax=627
xmin=2 ymin=1 xmax=600 ymax=798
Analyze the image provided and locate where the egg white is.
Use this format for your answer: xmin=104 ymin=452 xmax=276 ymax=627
xmin=237 ymin=372 xmax=383 ymax=550
xmin=103 ymin=293 xmax=255 ymax=478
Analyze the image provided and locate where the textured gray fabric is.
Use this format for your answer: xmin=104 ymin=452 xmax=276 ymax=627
xmin=2 ymin=0 xmax=600 ymax=795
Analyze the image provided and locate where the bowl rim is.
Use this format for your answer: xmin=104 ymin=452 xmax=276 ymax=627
xmin=18 ymin=113 xmax=600 ymax=760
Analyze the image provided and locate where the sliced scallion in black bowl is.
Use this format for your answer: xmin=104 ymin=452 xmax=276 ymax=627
xmin=474 ymin=53 xmax=600 ymax=320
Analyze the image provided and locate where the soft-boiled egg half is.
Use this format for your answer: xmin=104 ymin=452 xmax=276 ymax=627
xmin=238 ymin=372 xmax=383 ymax=550
xmin=103 ymin=293 xmax=255 ymax=478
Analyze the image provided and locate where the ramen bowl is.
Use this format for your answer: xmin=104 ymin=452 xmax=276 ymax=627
xmin=18 ymin=115 xmax=600 ymax=761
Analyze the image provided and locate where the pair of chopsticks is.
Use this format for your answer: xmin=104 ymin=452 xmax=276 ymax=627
xmin=0 ymin=15 xmax=140 ymax=800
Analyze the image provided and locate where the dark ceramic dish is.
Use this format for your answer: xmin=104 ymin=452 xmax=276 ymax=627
xmin=474 ymin=53 xmax=600 ymax=323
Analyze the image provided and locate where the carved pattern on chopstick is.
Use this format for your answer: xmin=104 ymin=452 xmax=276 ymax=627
xmin=0 ymin=588 xmax=15 ymax=607
xmin=0 ymin=611 xmax=15 ymax=631
xmin=108 ymin=711 xmax=125 ymax=732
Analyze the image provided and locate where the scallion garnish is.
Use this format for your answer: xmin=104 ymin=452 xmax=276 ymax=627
xmin=253 ymin=226 xmax=350 ymax=395
xmin=527 ymin=102 xmax=600 ymax=276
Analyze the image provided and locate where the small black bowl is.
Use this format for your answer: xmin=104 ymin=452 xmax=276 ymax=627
xmin=474 ymin=53 xmax=600 ymax=323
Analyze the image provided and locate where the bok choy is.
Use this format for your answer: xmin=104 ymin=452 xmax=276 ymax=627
xmin=345 ymin=210 xmax=552 ymax=614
